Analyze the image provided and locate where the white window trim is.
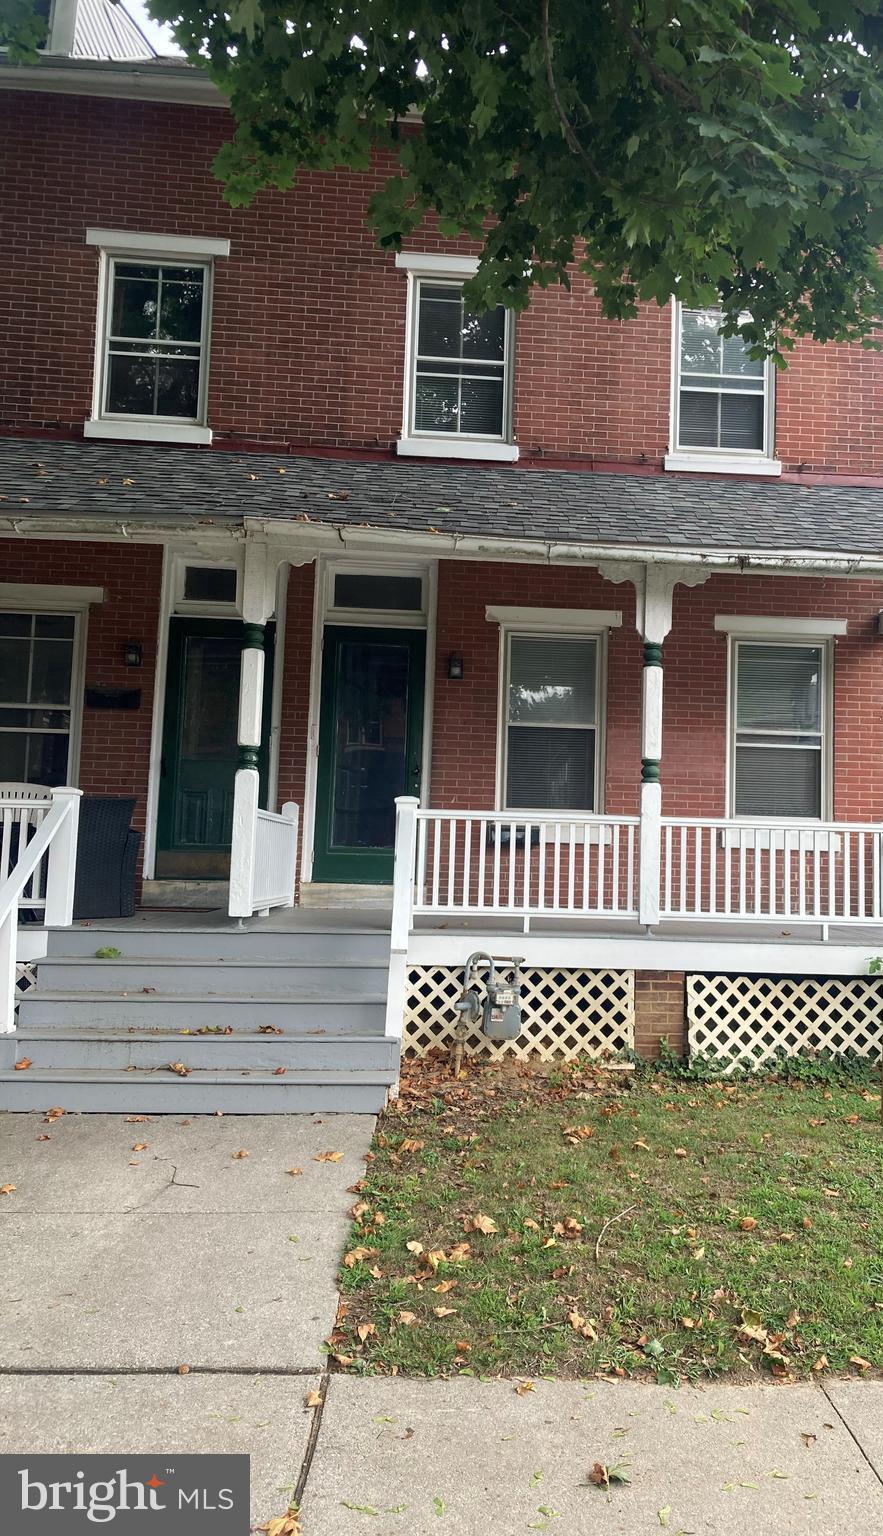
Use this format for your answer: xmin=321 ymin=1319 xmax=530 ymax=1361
xmin=85 ymin=231 xmax=229 ymax=445
xmin=488 ymin=608 xmax=614 ymax=815
xmin=0 ymin=601 xmax=90 ymax=789
xmin=726 ymin=634 xmax=834 ymax=823
xmin=397 ymin=264 xmax=518 ymax=462
xmin=716 ymin=614 xmax=847 ymax=639
xmin=171 ymin=554 xmax=242 ymax=616
xmin=323 ymin=561 xmax=429 ymax=629
xmin=665 ymin=301 xmax=781 ymax=476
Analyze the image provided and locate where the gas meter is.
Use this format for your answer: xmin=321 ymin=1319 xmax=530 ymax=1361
xmin=454 ymin=952 xmax=524 ymax=1042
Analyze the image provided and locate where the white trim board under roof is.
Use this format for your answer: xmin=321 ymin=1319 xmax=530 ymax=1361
xmin=714 ymin=615 xmax=848 ymax=638
xmin=486 ymin=605 xmax=622 ymax=632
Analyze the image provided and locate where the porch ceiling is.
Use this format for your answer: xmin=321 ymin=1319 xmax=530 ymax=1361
xmin=2 ymin=435 xmax=883 ymax=563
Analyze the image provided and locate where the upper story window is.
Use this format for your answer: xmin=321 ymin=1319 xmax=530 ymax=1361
xmin=731 ymin=641 xmax=828 ymax=819
xmin=84 ymin=229 xmax=230 ymax=446
xmin=666 ymin=305 xmax=781 ymax=476
xmin=395 ymin=253 xmax=518 ymax=463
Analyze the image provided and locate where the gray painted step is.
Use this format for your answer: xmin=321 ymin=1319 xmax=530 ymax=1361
xmin=47 ymin=926 xmax=391 ymax=962
xmin=20 ymin=992 xmax=388 ymax=1032
xmin=38 ymin=958 xmax=389 ymax=994
xmin=15 ymin=1028 xmax=399 ymax=1072
xmin=0 ymin=1067 xmax=394 ymax=1114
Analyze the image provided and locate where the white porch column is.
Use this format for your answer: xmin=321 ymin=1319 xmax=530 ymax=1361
xmin=228 ymin=539 xmax=278 ymax=919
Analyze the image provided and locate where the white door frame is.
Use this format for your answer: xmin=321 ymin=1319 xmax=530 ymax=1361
xmin=300 ymin=553 xmax=437 ymax=884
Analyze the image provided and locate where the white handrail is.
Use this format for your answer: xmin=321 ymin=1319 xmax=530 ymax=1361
xmin=228 ymin=765 xmax=298 ymax=919
xmin=0 ymin=787 xmax=81 ymax=1034
xmin=659 ymin=815 xmax=883 ymax=925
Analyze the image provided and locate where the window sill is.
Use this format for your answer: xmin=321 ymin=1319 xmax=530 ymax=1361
xmin=664 ymin=452 xmax=782 ymax=478
xmin=397 ymin=436 xmax=519 ymax=463
xmin=84 ymin=419 xmax=212 ymax=446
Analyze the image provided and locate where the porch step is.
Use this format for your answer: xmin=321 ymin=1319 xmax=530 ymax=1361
xmin=46 ymin=925 xmax=391 ymax=963
xmin=0 ymin=1067 xmax=394 ymax=1114
xmin=36 ymin=957 xmax=389 ymax=994
xmin=14 ymin=1028 xmax=399 ymax=1072
xmin=19 ymin=991 xmax=388 ymax=1033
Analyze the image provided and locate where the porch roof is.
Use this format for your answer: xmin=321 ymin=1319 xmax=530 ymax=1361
xmin=2 ymin=435 xmax=883 ymax=563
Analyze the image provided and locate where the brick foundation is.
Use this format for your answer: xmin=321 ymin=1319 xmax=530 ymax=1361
xmin=634 ymin=970 xmax=687 ymax=1058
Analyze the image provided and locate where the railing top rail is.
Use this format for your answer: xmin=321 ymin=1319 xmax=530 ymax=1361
xmin=660 ymin=816 xmax=883 ymax=834
xmin=0 ymin=795 xmax=52 ymax=809
xmin=414 ymin=808 xmax=641 ymax=826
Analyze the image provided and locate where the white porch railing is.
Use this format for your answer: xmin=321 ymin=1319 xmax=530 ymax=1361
xmin=228 ymin=767 xmax=298 ymax=919
xmin=1 ymin=786 xmax=81 ymax=1033
xmin=660 ymin=817 xmax=883 ymax=926
xmin=412 ymin=808 xmax=640 ymax=928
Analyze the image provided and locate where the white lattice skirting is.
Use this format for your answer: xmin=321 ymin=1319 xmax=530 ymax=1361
xmin=688 ymin=973 xmax=883 ymax=1071
xmin=14 ymin=961 xmax=37 ymax=1023
xmin=404 ymin=965 xmax=635 ymax=1060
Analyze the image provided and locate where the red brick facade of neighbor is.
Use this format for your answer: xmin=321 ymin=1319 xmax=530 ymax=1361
xmin=2 ymin=85 xmax=883 ymax=476
xmin=4 ymin=77 xmax=883 ymax=1063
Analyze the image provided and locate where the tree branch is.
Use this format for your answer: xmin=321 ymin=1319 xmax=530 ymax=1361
xmin=606 ymin=0 xmax=701 ymax=109
xmin=541 ymin=0 xmax=601 ymax=178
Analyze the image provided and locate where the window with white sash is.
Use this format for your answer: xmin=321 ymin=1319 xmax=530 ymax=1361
xmin=731 ymin=640 xmax=829 ymax=819
xmin=503 ymin=634 xmax=600 ymax=812
xmin=675 ymin=306 xmax=773 ymax=456
xmin=409 ymin=279 xmax=512 ymax=441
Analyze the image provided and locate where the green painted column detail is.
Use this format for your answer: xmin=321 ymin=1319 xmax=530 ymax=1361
xmin=643 ymin=641 xmax=663 ymax=667
xmin=241 ymin=622 xmax=265 ymax=652
xmin=238 ymin=744 xmax=260 ymax=770
xmin=642 ymin=757 xmax=661 ymax=783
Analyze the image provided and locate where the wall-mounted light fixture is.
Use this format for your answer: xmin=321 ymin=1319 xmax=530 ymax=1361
xmin=123 ymin=640 xmax=143 ymax=667
xmin=447 ymin=652 xmax=464 ymax=680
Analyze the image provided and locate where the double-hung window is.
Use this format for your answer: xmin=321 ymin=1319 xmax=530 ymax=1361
xmin=504 ymin=634 xmax=599 ymax=812
xmin=0 ymin=612 xmax=81 ymax=786
xmin=85 ymin=230 xmax=230 ymax=445
xmin=731 ymin=641 xmax=827 ymax=819
xmin=395 ymin=254 xmax=517 ymax=461
xmin=668 ymin=305 xmax=779 ymax=473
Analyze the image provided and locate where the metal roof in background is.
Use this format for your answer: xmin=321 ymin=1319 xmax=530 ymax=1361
xmin=2 ymin=437 xmax=883 ymax=563
xmin=72 ymin=0 xmax=155 ymax=61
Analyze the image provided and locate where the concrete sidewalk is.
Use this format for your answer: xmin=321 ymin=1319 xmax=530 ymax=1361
xmin=0 ymin=1110 xmax=373 ymax=1525
xmin=299 ymin=1376 xmax=883 ymax=1535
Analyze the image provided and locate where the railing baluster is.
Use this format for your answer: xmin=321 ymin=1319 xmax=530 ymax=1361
xmin=567 ymin=822 xmax=576 ymax=912
xmin=612 ymin=822 xmax=621 ymax=914
xmin=596 ymin=821 xmax=606 ymax=914
xmin=813 ymin=837 xmax=821 ymax=920
xmin=431 ymin=818 xmax=441 ymax=910
xmin=462 ymin=818 xmax=472 ymax=910
xmin=678 ymin=825 xmax=687 ymax=915
xmin=694 ymin=826 xmax=703 ymax=915
xmin=477 ymin=815 xmax=487 ymax=913
xmin=416 ymin=816 xmax=428 ymax=907
xmin=446 ymin=819 xmax=457 ymax=908
xmin=538 ymin=822 xmax=546 ymax=912
xmin=582 ymin=822 xmax=590 ymax=912
xmin=875 ymin=832 xmax=882 ymax=921
xmin=508 ymin=819 xmax=517 ymax=910
xmin=858 ymin=832 xmax=866 ymax=919
xmin=664 ymin=824 xmax=672 ymax=915
xmin=552 ymin=822 xmax=561 ymax=912
xmin=843 ymin=829 xmax=851 ymax=921
xmin=709 ymin=824 xmax=718 ymax=917
xmin=627 ymin=824 xmax=636 ymax=916
xmin=492 ymin=819 xmax=502 ymax=910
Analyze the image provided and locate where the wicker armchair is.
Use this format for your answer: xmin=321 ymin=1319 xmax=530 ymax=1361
xmin=73 ymin=796 xmax=141 ymax=920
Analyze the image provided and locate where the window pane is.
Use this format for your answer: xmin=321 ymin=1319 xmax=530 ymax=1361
xmin=720 ymin=393 xmax=764 ymax=450
xmin=156 ymin=357 xmax=200 ymax=418
xmin=30 ymin=639 xmax=73 ymax=705
xmin=460 ymin=376 xmax=504 ymax=436
xmin=680 ymin=309 xmax=722 ymax=374
xmin=678 ymin=390 xmax=718 ymax=448
xmin=34 ymin=614 xmax=75 ymax=639
xmin=334 ymin=574 xmax=423 ymax=611
xmin=183 ymin=566 xmax=238 ymax=604
xmin=509 ymin=637 xmax=596 ymax=725
xmin=737 ymin=645 xmax=822 ymax=732
xmin=0 ymin=638 xmax=29 ymax=703
xmin=159 ymin=271 xmax=204 ymax=343
xmin=106 ymin=353 xmax=155 ymax=414
xmin=506 ymin=726 xmax=594 ymax=810
xmin=111 ymin=273 xmax=159 ymax=339
xmin=734 ymin=745 xmax=821 ymax=818
xmin=26 ymin=732 xmax=70 ymax=787
xmin=461 ymin=306 xmax=505 ymax=361
xmin=417 ymin=291 xmax=462 ymax=357
xmin=0 ymin=709 xmax=69 ymax=729
xmin=0 ymin=733 xmax=26 ymax=780
xmin=721 ymin=330 xmax=764 ymax=379
xmin=414 ymin=375 xmax=458 ymax=432
xmin=0 ymin=614 xmax=31 ymax=637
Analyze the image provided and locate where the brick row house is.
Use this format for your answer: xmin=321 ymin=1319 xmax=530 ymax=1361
xmin=1 ymin=0 xmax=883 ymax=1110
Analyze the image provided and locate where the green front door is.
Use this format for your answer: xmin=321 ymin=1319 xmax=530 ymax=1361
xmin=313 ymin=625 xmax=426 ymax=883
xmin=156 ymin=617 xmax=274 ymax=880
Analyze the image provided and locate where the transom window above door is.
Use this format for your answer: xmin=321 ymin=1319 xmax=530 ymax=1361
xmin=732 ymin=641 xmax=827 ymax=819
xmin=504 ymin=634 xmax=600 ymax=812
xmin=0 ymin=612 xmax=80 ymax=786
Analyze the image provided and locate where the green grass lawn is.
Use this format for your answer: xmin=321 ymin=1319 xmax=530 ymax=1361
xmin=332 ymin=1059 xmax=883 ymax=1384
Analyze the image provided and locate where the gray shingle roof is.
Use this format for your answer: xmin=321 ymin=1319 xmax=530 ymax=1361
xmin=2 ymin=436 xmax=883 ymax=560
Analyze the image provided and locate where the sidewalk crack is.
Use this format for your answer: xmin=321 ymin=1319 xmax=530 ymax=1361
xmin=293 ymin=1365 xmax=331 ymax=1512
xmin=820 ymin=1382 xmax=883 ymax=1488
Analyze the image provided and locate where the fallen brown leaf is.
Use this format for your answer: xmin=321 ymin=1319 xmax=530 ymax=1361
xmin=14 ymin=1058 xmax=32 ymax=1071
xmin=0 ymin=1183 xmax=15 ymax=1196
xmin=314 ymin=1150 xmax=343 ymax=1163
xmin=286 ymin=1167 xmax=303 ymax=1176
xmin=514 ymin=1380 xmax=535 ymax=1396
xmin=232 ymin=1149 xmax=250 ymax=1160
xmin=304 ymin=1390 xmax=323 ymax=1409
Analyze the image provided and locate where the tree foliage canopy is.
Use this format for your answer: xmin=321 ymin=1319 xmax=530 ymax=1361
xmin=15 ymin=0 xmax=883 ymax=352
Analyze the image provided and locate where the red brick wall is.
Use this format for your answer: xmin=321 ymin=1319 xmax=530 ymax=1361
xmin=634 ymin=971 xmax=686 ymax=1058
xmin=0 ymin=537 xmax=163 ymax=873
xmin=430 ymin=562 xmax=883 ymax=822
xmin=1 ymin=87 xmax=881 ymax=474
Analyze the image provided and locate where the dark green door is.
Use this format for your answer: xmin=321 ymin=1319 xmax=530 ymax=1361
xmin=156 ymin=617 xmax=274 ymax=880
xmin=313 ymin=625 xmax=425 ymax=883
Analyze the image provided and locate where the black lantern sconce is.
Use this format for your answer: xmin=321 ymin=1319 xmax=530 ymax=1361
xmin=447 ymin=652 xmax=464 ymax=680
xmin=123 ymin=640 xmax=143 ymax=667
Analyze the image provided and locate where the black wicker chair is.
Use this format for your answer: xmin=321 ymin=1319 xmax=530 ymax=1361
xmin=72 ymin=796 xmax=142 ymax=920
